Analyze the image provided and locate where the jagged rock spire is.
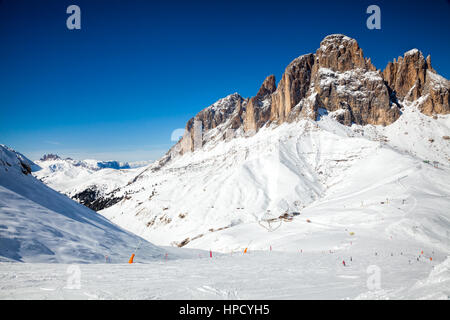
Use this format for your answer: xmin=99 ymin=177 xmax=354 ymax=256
xmin=169 ymin=34 xmax=449 ymax=158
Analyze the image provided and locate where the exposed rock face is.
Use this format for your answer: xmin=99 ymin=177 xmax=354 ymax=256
xmin=383 ymin=49 xmax=430 ymax=101
xmin=383 ymin=49 xmax=449 ymax=115
xmin=308 ymin=34 xmax=400 ymax=126
xmin=40 ymin=154 xmax=61 ymax=161
xmin=270 ymin=54 xmax=315 ymax=123
xmin=256 ymin=74 xmax=276 ymax=97
xmin=287 ymin=91 xmax=322 ymax=122
xmin=420 ymin=71 xmax=450 ymax=115
xmin=72 ymin=186 xmax=124 ymax=211
xmin=174 ymin=93 xmax=246 ymax=155
xmin=165 ymin=34 xmax=448 ymax=160
xmin=271 ymin=34 xmax=400 ymax=126
xmin=313 ymin=34 xmax=376 ymax=73
xmin=244 ymin=75 xmax=276 ymax=133
xmin=311 ymin=67 xmax=400 ymax=126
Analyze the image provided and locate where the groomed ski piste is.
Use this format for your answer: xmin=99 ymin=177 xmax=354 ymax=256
xmin=1 ymin=99 xmax=449 ymax=299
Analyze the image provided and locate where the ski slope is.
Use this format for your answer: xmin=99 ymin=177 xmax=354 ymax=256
xmin=1 ymin=251 xmax=448 ymax=299
xmin=0 ymin=145 xmax=164 ymax=263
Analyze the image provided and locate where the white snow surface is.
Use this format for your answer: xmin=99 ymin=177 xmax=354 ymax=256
xmin=1 ymin=251 xmax=448 ymax=299
xmin=33 ymin=158 xmax=143 ymax=198
xmin=0 ymin=145 xmax=166 ymax=263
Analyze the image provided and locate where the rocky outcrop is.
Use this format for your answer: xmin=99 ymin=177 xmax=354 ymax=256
xmin=270 ymin=54 xmax=315 ymax=123
xmin=383 ymin=49 xmax=431 ymax=101
xmin=311 ymin=67 xmax=400 ymax=126
xmin=308 ymin=34 xmax=400 ymax=126
xmin=72 ymin=186 xmax=124 ymax=211
xmin=271 ymin=34 xmax=400 ymax=126
xmin=165 ymin=34 xmax=448 ymax=160
xmin=383 ymin=49 xmax=449 ymax=115
xmin=40 ymin=154 xmax=61 ymax=161
xmin=313 ymin=34 xmax=376 ymax=73
xmin=420 ymin=72 xmax=450 ymax=115
xmin=244 ymin=75 xmax=276 ymax=132
xmin=174 ymin=93 xmax=246 ymax=155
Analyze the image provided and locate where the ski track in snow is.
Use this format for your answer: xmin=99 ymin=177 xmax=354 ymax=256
xmin=1 ymin=250 xmax=449 ymax=300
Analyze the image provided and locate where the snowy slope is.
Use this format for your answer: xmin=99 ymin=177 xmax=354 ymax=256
xmin=97 ymin=102 xmax=450 ymax=257
xmin=1 ymin=250 xmax=449 ymax=299
xmin=0 ymin=145 xmax=165 ymax=263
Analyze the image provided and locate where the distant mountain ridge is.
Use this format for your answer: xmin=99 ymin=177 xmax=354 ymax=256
xmin=157 ymin=34 xmax=449 ymax=167
xmin=38 ymin=154 xmax=131 ymax=170
xmin=33 ymin=155 xmax=147 ymax=211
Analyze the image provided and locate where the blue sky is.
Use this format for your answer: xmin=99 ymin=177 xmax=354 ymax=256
xmin=1 ymin=0 xmax=449 ymax=161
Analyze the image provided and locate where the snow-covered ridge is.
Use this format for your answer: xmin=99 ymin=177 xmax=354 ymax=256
xmin=37 ymin=156 xmax=133 ymax=171
xmin=404 ymin=48 xmax=419 ymax=56
xmin=0 ymin=144 xmax=41 ymax=174
xmin=319 ymin=34 xmax=356 ymax=51
xmin=206 ymin=93 xmax=242 ymax=113
xmin=426 ymin=70 xmax=449 ymax=90
xmin=32 ymin=156 xmax=148 ymax=211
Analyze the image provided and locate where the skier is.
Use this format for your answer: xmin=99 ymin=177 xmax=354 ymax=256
xmin=342 ymin=260 xmax=346 ymax=267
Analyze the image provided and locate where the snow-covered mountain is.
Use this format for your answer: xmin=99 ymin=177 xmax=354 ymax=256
xmin=98 ymin=102 xmax=450 ymax=250
xmin=33 ymin=155 xmax=149 ymax=211
xmin=0 ymin=144 xmax=164 ymax=263
xmin=1 ymin=34 xmax=449 ymax=299
xmin=27 ymin=35 xmax=449 ymax=258
xmin=38 ymin=154 xmax=133 ymax=170
xmin=85 ymin=34 xmax=450 ymax=255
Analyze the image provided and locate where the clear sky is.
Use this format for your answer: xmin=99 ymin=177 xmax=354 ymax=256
xmin=1 ymin=0 xmax=449 ymax=161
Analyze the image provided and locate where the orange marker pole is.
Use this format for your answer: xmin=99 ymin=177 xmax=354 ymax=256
xmin=128 ymin=253 xmax=135 ymax=264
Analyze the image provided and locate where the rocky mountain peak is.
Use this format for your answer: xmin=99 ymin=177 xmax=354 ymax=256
xmin=169 ymin=93 xmax=246 ymax=157
xmin=256 ymin=74 xmax=276 ymax=98
xmin=40 ymin=154 xmax=61 ymax=161
xmin=270 ymin=53 xmax=316 ymax=123
xmin=164 ymin=34 xmax=448 ymax=163
xmin=383 ymin=49 xmax=449 ymax=115
xmin=243 ymin=75 xmax=276 ymax=133
xmin=315 ymin=34 xmax=375 ymax=72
